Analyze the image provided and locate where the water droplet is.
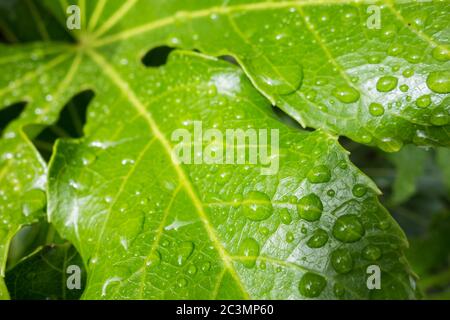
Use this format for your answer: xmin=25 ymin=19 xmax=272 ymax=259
xmin=177 ymin=241 xmax=195 ymax=265
xmin=399 ymin=84 xmax=409 ymax=92
xmin=332 ymin=85 xmax=360 ymax=103
xmin=238 ymin=238 xmax=260 ymax=268
xmin=298 ymin=272 xmax=327 ymax=298
xmin=430 ymin=109 xmax=449 ymax=126
xmin=332 ymin=214 xmax=365 ymax=243
xmin=376 ymin=76 xmax=398 ymax=92
xmin=415 ymin=94 xmax=431 ymax=108
xmin=145 ymin=250 xmax=161 ymax=267
xmin=187 ymin=264 xmax=197 ymax=275
xmin=431 ymin=46 xmax=450 ymax=62
xmin=379 ymin=137 xmax=403 ymax=152
xmin=307 ymin=165 xmax=331 ymax=184
xmin=352 ymin=184 xmax=367 ymax=198
xmin=280 ymin=208 xmax=292 ymax=225
xmin=242 ymin=191 xmax=273 ymax=221
xmin=307 ymin=229 xmax=329 ymax=248
xmin=331 ymin=248 xmax=353 ymax=274
xmin=201 ymin=261 xmax=211 ymax=272
xmin=387 ymin=43 xmax=403 ymax=56
xmin=177 ymin=278 xmax=188 ymax=288
xmin=426 ymin=71 xmax=450 ymax=93
xmin=251 ymin=59 xmax=303 ymax=95
xmin=297 ymin=194 xmax=323 ymax=222
xmin=327 ymin=189 xmax=335 ymax=197
xmin=369 ymin=103 xmax=385 ymax=116
xmin=286 ymin=232 xmax=294 ymax=243
xmin=338 ymin=161 xmax=348 ymax=169
xmin=402 ymin=68 xmax=414 ymax=78
xmin=362 ymin=245 xmax=382 ymax=261
xmin=333 ymin=283 xmax=345 ymax=298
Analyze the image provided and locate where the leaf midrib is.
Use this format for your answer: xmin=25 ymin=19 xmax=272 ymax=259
xmin=86 ymin=49 xmax=250 ymax=299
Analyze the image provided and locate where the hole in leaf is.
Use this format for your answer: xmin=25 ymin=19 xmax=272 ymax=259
xmin=141 ymin=46 xmax=175 ymax=67
xmin=272 ymin=106 xmax=305 ymax=130
xmin=32 ymin=90 xmax=94 ymax=161
xmin=0 ymin=102 xmax=27 ymax=136
xmin=218 ymin=55 xmax=239 ymax=66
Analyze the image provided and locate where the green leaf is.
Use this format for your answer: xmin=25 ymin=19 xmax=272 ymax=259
xmin=2 ymin=0 xmax=441 ymax=299
xmin=407 ymin=212 xmax=450 ymax=299
xmin=47 ymin=51 xmax=416 ymax=299
xmin=84 ymin=0 xmax=450 ymax=152
xmin=387 ymin=145 xmax=428 ymax=205
xmin=437 ymin=147 xmax=450 ymax=192
xmin=5 ymin=243 xmax=85 ymax=300
xmin=0 ymin=277 xmax=9 ymax=300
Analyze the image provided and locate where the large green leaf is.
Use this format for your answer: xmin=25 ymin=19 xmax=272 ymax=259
xmin=85 ymin=0 xmax=450 ymax=152
xmin=5 ymin=243 xmax=85 ymax=300
xmin=48 ymin=50 xmax=416 ymax=299
xmin=1 ymin=0 xmax=445 ymax=299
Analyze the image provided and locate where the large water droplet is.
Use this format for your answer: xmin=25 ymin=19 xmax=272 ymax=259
xmin=376 ymin=76 xmax=398 ymax=92
xmin=145 ymin=250 xmax=161 ymax=267
xmin=307 ymin=229 xmax=329 ymax=248
xmin=298 ymin=272 xmax=327 ymax=298
xmin=238 ymin=238 xmax=260 ymax=268
xmin=333 ymin=283 xmax=345 ymax=298
xmin=332 ymin=85 xmax=360 ymax=103
xmin=352 ymin=184 xmax=367 ymax=198
xmin=430 ymin=109 xmax=449 ymax=126
xmin=362 ymin=245 xmax=382 ymax=261
xmin=431 ymin=46 xmax=450 ymax=62
xmin=331 ymin=248 xmax=353 ymax=274
xmin=242 ymin=191 xmax=273 ymax=221
xmin=307 ymin=165 xmax=331 ymax=184
xmin=332 ymin=214 xmax=365 ymax=243
xmin=285 ymin=232 xmax=294 ymax=243
xmin=177 ymin=241 xmax=195 ymax=266
xmin=415 ymin=94 xmax=431 ymax=108
xmin=369 ymin=102 xmax=385 ymax=117
xmin=250 ymin=58 xmax=303 ymax=95
xmin=280 ymin=208 xmax=292 ymax=225
xmin=426 ymin=71 xmax=450 ymax=93
xmin=297 ymin=194 xmax=323 ymax=222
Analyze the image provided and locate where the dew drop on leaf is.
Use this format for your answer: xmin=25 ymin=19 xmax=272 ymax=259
xmin=238 ymin=238 xmax=260 ymax=268
xmin=376 ymin=76 xmax=398 ymax=92
xmin=307 ymin=165 xmax=331 ymax=184
xmin=426 ymin=71 xmax=450 ymax=93
xmin=242 ymin=191 xmax=273 ymax=221
xmin=331 ymin=248 xmax=353 ymax=274
xmin=362 ymin=245 xmax=382 ymax=261
xmin=332 ymin=214 xmax=365 ymax=243
xmin=431 ymin=46 xmax=450 ymax=62
xmin=298 ymin=272 xmax=327 ymax=298
xmin=430 ymin=109 xmax=449 ymax=126
xmin=369 ymin=103 xmax=385 ymax=116
xmin=285 ymin=232 xmax=294 ymax=243
xmin=297 ymin=194 xmax=323 ymax=222
xmin=280 ymin=208 xmax=292 ymax=225
xmin=332 ymin=85 xmax=360 ymax=103
xmin=352 ymin=184 xmax=367 ymax=198
xmin=415 ymin=94 xmax=432 ymax=108
xmin=177 ymin=241 xmax=195 ymax=266
xmin=306 ymin=229 xmax=329 ymax=248
xmin=333 ymin=283 xmax=345 ymax=298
